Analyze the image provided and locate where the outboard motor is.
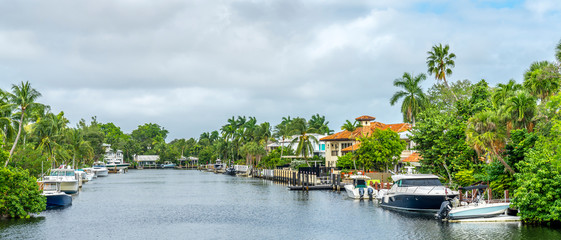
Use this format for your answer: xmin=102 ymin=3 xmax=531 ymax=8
xmin=436 ymin=200 xmax=452 ymax=220
xmin=367 ymin=188 xmax=374 ymax=200
xmin=359 ymin=188 xmax=365 ymax=198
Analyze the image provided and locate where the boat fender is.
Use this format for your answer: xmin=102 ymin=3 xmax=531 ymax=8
xmin=359 ymin=188 xmax=365 ymax=198
xmin=436 ymin=200 xmax=452 ymax=220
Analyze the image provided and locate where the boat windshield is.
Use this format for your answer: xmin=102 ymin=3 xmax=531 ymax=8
xmin=398 ymin=178 xmax=442 ymax=187
xmin=356 ymin=179 xmax=367 ymax=188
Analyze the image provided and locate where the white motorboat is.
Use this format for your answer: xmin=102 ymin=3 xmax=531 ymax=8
xmin=83 ymin=168 xmax=97 ymax=179
xmin=380 ymin=174 xmax=458 ymax=212
xmin=92 ymin=162 xmax=109 ymax=177
xmin=436 ymin=184 xmax=511 ymax=220
xmin=344 ymin=175 xmax=376 ymax=200
xmin=43 ymin=168 xmax=80 ymax=194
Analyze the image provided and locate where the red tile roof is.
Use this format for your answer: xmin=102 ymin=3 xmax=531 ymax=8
xmin=320 ymin=121 xmax=411 ymax=141
xmin=342 ymin=143 xmax=361 ymax=152
xmin=402 ymin=152 xmax=420 ymax=162
xmin=355 ymin=115 xmax=376 ymax=121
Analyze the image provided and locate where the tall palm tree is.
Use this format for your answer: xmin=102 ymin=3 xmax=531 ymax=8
xmin=5 ymin=81 xmax=42 ymax=167
xmin=466 ymin=111 xmax=515 ymax=174
xmin=274 ymin=117 xmax=293 ymax=161
xmin=427 ymin=43 xmax=458 ymax=101
xmin=505 ymin=91 xmax=537 ymax=131
xmin=289 ymin=118 xmax=318 ymax=166
xmin=0 ymin=91 xmax=15 ymax=147
xmin=390 ymin=72 xmax=427 ymax=125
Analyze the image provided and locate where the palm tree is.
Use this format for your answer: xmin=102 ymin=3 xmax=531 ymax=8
xmin=341 ymin=120 xmax=360 ymax=132
xmin=5 ymin=81 xmax=42 ymax=167
xmin=492 ymin=79 xmax=522 ymax=109
xmin=289 ymin=118 xmax=318 ymax=166
xmin=0 ymin=91 xmax=15 ymax=147
xmin=390 ymin=72 xmax=427 ymax=125
xmin=523 ymin=61 xmax=561 ymax=102
xmin=274 ymin=117 xmax=293 ymax=161
xmin=505 ymin=91 xmax=537 ymax=131
xmin=426 ymin=43 xmax=458 ymax=101
xmin=308 ymin=114 xmax=333 ymax=135
xmin=466 ymin=111 xmax=515 ymax=175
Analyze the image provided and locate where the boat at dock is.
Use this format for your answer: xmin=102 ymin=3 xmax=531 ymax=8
xmin=42 ymin=168 xmax=80 ymax=194
xmin=40 ymin=180 xmax=73 ymax=209
xmin=161 ymin=161 xmax=176 ymax=168
xmin=92 ymin=162 xmax=109 ymax=177
xmin=380 ymin=174 xmax=457 ymax=212
xmin=436 ymin=184 xmax=511 ymax=220
xmin=344 ymin=175 xmax=376 ymax=200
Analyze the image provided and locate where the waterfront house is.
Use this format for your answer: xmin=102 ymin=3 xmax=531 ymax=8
xmin=267 ymin=133 xmax=327 ymax=158
xmin=134 ymin=155 xmax=160 ymax=167
xmin=320 ymin=115 xmax=415 ymax=168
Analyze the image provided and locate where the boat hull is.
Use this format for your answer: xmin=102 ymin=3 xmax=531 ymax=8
xmin=60 ymin=181 xmax=79 ymax=194
xmin=44 ymin=193 xmax=73 ymax=209
xmin=381 ymin=194 xmax=458 ymax=212
xmin=94 ymin=169 xmax=109 ymax=177
xmin=344 ymin=185 xmax=376 ymax=199
xmin=448 ymin=203 xmax=510 ymax=220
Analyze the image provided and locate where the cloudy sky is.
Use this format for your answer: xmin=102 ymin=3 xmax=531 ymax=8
xmin=1 ymin=0 xmax=560 ymax=140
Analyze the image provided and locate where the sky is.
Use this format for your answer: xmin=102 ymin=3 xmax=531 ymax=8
xmin=1 ymin=0 xmax=560 ymax=141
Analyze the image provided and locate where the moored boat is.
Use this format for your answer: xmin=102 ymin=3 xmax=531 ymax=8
xmin=436 ymin=184 xmax=511 ymax=220
xmin=92 ymin=162 xmax=109 ymax=177
xmin=161 ymin=161 xmax=176 ymax=168
xmin=344 ymin=175 xmax=376 ymax=200
xmin=380 ymin=174 xmax=457 ymax=212
xmin=40 ymin=180 xmax=72 ymax=209
xmin=42 ymin=168 xmax=80 ymax=194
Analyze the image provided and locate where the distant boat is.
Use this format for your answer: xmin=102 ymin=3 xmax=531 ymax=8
xmin=224 ymin=167 xmax=236 ymax=176
xmin=42 ymin=168 xmax=80 ymax=194
xmin=92 ymin=162 xmax=109 ymax=177
xmin=436 ymin=184 xmax=511 ymax=220
xmin=161 ymin=161 xmax=176 ymax=168
xmin=40 ymin=180 xmax=72 ymax=209
xmin=344 ymin=175 xmax=376 ymax=200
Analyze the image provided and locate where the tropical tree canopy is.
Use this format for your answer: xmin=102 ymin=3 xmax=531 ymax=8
xmin=390 ymin=72 xmax=427 ymax=124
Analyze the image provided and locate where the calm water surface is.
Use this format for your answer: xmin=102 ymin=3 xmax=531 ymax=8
xmin=2 ymin=170 xmax=561 ymax=239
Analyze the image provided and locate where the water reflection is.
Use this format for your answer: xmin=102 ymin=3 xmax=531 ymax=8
xmin=1 ymin=170 xmax=561 ymax=239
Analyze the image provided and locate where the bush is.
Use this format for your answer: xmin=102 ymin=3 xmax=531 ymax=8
xmin=0 ymin=167 xmax=46 ymax=218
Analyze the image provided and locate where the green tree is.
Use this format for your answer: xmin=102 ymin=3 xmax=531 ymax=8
xmin=131 ymin=123 xmax=169 ymax=153
xmin=390 ymin=72 xmax=427 ymax=125
xmin=505 ymin=90 xmax=537 ymax=131
xmin=492 ymin=79 xmax=522 ymax=109
xmin=0 ymin=167 xmax=46 ymax=218
xmin=289 ymin=117 xmax=318 ymax=166
xmin=240 ymin=141 xmax=266 ymax=166
xmin=308 ymin=114 xmax=333 ymax=135
xmin=341 ymin=120 xmax=360 ymax=132
xmin=5 ymin=81 xmax=42 ymax=167
xmin=426 ymin=43 xmax=458 ymax=101
xmin=273 ymin=116 xmax=293 ymax=161
xmin=355 ymin=129 xmax=406 ymax=171
xmin=466 ymin=110 xmax=515 ymax=174
xmin=523 ymin=61 xmax=561 ymax=102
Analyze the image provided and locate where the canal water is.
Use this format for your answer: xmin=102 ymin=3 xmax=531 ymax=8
xmin=2 ymin=170 xmax=561 ymax=239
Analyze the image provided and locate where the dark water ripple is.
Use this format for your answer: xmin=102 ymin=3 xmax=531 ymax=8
xmin=1 ymin=170 xmax=561 ymax=240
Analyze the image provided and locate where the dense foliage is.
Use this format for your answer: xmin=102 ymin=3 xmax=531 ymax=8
xmin=0 ymin=167 xmax=46 ymax=218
